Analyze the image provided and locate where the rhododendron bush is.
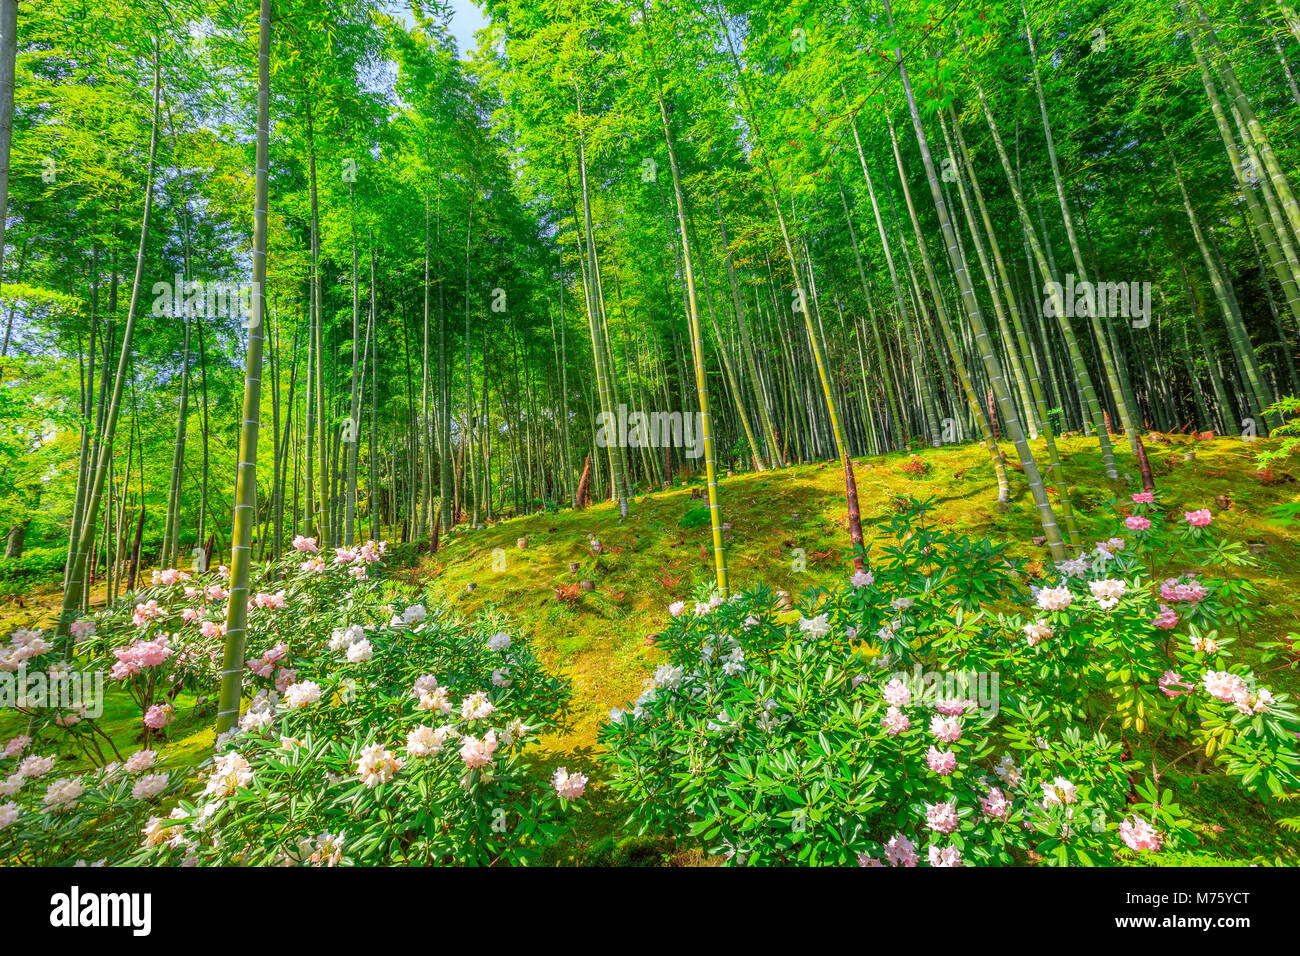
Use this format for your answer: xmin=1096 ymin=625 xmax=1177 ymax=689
xmin=0 ymin=541 xmax=579 ymax=865
xmin=599 ymin=499 xmax=1300 ymax=866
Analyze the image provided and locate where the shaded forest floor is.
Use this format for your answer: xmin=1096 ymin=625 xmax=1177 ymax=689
xmin=6 ymin=432 xmax=1300 ymax=865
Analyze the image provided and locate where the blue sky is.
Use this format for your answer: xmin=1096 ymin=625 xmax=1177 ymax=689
xmin=388 ymin=0 xmax=490 ymax=60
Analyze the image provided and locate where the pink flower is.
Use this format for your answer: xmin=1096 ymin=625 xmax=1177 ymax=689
xmin=881 ymin=706 xmax=910 ymax=736
xmin=1131 ymin=491 xmax=1155 ymax=504
xmin=143 ymin=704 xmax=175 ymax=730
xmin=884 ymin=834 xmax=918 ymax=867
xmin=1161 ymin=577 xmax=1208 ymax=603
xmin=980 ymin=786 xmax=1011 ymax=820
xmin=925 ymin=800 xmax=959 ymax=834
xmin=199 ymin=620 xmax=225 ymax=640
xmin=857 ymin=853 xmax=884 ymax=867
xmin=274 ymin=667 xmax=297 ymax=694
xmin=132 ymin=600 xmax=163 ymax=628
xmin=1203 ymin=670 xmax=1248 ymax=703
xmin=1184 ymin=509 xmax=1213 ymax=528
xmin=1036 ymin=586 xmax=1074 ymax=612
xmin=926 ymin=746 xmax=957 ymax=776
xmin=1119 ymin=816 xmax=1163 ymax=852
xmin=1158 ymin=670 xmax=1194 ymax=698
xmin=69 ymin=620 xmax=95 ymax=639
xmin=552 ymin=767 xmax=588 ymax=800
xmin=930 ymin=714 xmax=962 ymax=743
xmin=882 ymin=678 xmax=911 ymax=707
xmin=110 ymin=637 xmax=173 ymax=680
xmin=1023 ymin=621 xmax=1053 ymax=646
xmin=1125 ymin=515 xmax=1151 ymax=531
xmin=459 ymin=731 xmax=499 ymax=769
xmin=1152 ymin=605 xmax=1179 ymax=630
xmin=292 ymin=535 xmax=319 ymax=552
xmin=3 ymin=736 xmax=30 ymax=758
xmin=252 ymin=591 xmax=287 ymax=610
xmin=928 ymin=845 xmax=963 ymax=867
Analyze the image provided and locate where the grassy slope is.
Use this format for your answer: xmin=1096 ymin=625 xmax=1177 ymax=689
xmin=5 ymin=434 xmax=1300 ymax=864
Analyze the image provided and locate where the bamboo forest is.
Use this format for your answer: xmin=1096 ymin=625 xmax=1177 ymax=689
xmin=3 ymin=0 xmax=1300 ymax=889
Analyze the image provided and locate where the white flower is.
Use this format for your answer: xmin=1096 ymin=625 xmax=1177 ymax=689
xmin=1036 ymin=586 xmax=1074 ymax=612
xmin=401 ymin=604 xmax=427 ymax=624
xmin=668 ymin=601 xmax=685 ymax=617
xmin=345 ymin=638 xmax=373 ymax=663
xmin=417 ymin=686 xmax=452 ymax=714
xmin=328 ymin=625 xmax=366 ymax=652
xmin=488 ymin=632 xmax=512 ymax=652
xmin=205 ymin=752 xmax=253 ymax=798
xmin=798 ymin=614 xmax=831 ymax=639
xmin=652 ymin=664 xmax=684 ymax=689
xmin=354 ymin=743 xmax=402 ymax=787
xmin=460 ymin=691 xmax=496 ymax=721
xmin=552 ymin=767 xmax=588 ymax=800
xmin=491 ymin=668 xmax=512 ymax=687
xmin=405 ymin=725 xmax=448 ymax=757
xmin=43 ymin=777 xmax=86 ymax=811
xmin=1041 ymin=776 xmax=1078 ymax=807
xmin=1088 ymin=578 xmax=1126 ymax=610
xmin=283 ymin=681 xmax=322 ymax=709
xmin=131 ymin=773 xmax=169 ymax=801
xmin=1056 ymin=557 xmax=1089 ymax=577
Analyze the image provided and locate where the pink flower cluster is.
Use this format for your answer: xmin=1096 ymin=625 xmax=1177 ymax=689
xmin=143 ymin=703 xmax=175 ymax=729
xmin=1184 ymin=508 xmax=1213 ymax=528
xmin=333 ymin=540 xmax=387 ymax=566
xmin=1158 ymin=670 xmax=1195 ymax=698
xmin=246 ymin=643 xmax=290 ymax=679
xmin=132 ymin=600 xmax=163 ymax=627
xmin=111 ymin=636 xmax=173 ymax=680
xmin=1151 ymin=605 xmax=1179 ymax=630
xmin=1160 ymin=577 xmax=1208 ymax=604
xmin=251 ymin=590 xmax=287 ymax=611
xmin=1119 ymin=816 xmax=1163 ymax=852
xmin=459 ymin=731 xmax=499 ymax=769
xmin=292 ymin=535 xmax=319 ymax=552
xmin=1131 ymin=491 xmax=1155 ymax=505
xmin=1125 ymin=515 xmax=1151 ymax=531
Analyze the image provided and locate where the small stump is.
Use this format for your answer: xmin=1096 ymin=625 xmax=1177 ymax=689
xmin=464 ymin=582 xmax=477 ymax=594
xmin=1030 ymin=535 xmax=1047 ymax=547
xmin=1248 ymin=540 xmax=1268 ymax=556
xmin=517 ymin=536 xmax=528 ymax=549
xmin=568 ymin=561 xmax=579 ymax=574
xmin=580 ymin=579 xmax=595 ymax=592
xmin=1214 ymin=494 xmax=1232 ymax=511
xmin=776 ymin=590 xmax=792 ymax=610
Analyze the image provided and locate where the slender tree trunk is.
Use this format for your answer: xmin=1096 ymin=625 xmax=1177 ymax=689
xmin=217 ymin=0 xmax=271 ymax=733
